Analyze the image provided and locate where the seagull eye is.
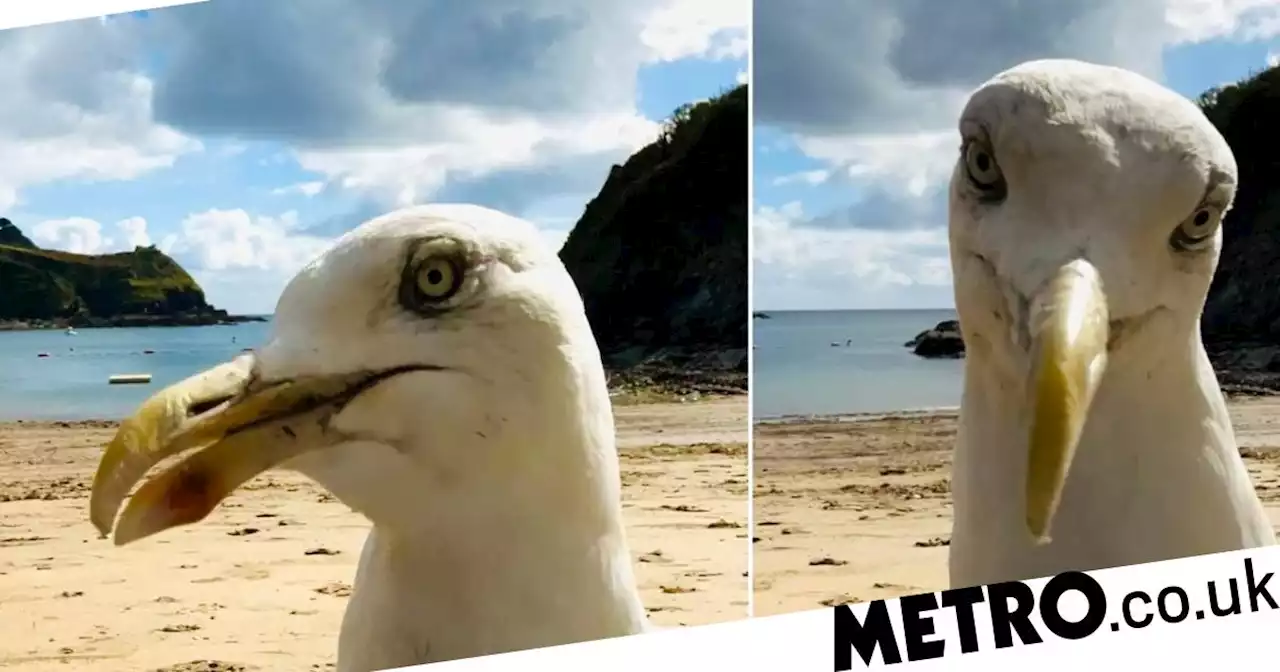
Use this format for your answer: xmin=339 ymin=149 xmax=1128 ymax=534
xmin=413 ymin=257 xmax=462 ymax=302
xmin=1170 ymin=206 xmax=1222 ymax=253
xmin=963 ymin=141 xmax=1005 ymax=196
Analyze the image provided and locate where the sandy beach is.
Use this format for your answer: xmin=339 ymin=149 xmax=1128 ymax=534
xmin=0 ymin=397 xmax=748 ymax=671
xmin=752 ymin=397 xmax=1280 ymax=616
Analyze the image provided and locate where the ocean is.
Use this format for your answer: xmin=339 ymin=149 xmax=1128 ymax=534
xmin=752 ymin=309 xmax=964 ymax=418
xmin=0 ymin=319 xmax=274 ymax=421
xmin=2 ymin=310 xmax=964 ymax=422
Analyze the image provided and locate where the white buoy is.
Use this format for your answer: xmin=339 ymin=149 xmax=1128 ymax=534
xmin=109 ymin=374 xmax=152 ymax=385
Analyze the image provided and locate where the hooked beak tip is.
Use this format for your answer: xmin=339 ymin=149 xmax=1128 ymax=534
xmin=1023 ymin=259 xmax=1110 ymax=543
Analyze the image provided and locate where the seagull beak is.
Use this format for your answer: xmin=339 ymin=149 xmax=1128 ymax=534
xmin=1024 ymin=259 xmax=1109 ymax=544
xmin=89 ymin=352 xmax=417 ymax=546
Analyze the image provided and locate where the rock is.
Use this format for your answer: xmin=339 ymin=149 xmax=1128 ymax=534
xmin=0 ymin=219 xmax=36 ymax=248
xmin=0 ymin=224 xmax=261 ymax=329
xmin=906 ymin=320 xmax=965 ymax=359
xmin=1199 ymin=66 xmax=1280 ymax=348
xmin=559 ymin=85 xmax=746 ymax=371
xmin=716 ymin=348 xmax=748 ymax=370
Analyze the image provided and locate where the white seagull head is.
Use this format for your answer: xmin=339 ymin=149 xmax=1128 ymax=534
xmin=948 ymin=59 xmax=1237 ymax=542
xmin=89 ymin=203 xmax=621 ymax=545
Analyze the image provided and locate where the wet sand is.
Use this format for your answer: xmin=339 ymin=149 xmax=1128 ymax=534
xmin=0 ymin=397 xmax=748 ymax=671
xmin=752 ymin=397 xmax=1280 ymax=616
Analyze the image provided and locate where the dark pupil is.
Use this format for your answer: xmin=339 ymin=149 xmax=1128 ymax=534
xmin=426 ymin=268 xmax=444 ymax=286
xmin=975 ymin=153 xmax=990 ymax=172
xmin=1193 ymin=210 xmax=1210 ymax=227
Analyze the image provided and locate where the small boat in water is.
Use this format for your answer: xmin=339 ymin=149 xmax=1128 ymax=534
xmin=65 ymin=327 xmax=77 ymax=336
xmin=109 ymin=374 xmax=152 ymax=385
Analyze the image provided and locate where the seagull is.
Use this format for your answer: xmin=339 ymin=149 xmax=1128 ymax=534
xmin=946 ymin=59 xmax=1276 ymax=589
xmin=88 ymin=204 xmax=650 ymax=670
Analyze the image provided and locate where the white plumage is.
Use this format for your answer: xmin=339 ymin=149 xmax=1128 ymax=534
xmin=89 ymin=204 xmax=649 ymax=670
xmin=946 ymin=59 xmax=1276 ymax=589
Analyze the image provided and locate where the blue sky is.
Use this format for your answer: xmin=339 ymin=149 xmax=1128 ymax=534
xmin=2 ymin=0 xmax=746 ymax=314
xmin=753 ymin=0 xmax=1280 ymax=311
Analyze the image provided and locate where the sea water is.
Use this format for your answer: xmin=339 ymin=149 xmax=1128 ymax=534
xmin=0 ymin=320 xmax=274 ymax=421
xmin=752 ymin=309 xmax=964 ymax=418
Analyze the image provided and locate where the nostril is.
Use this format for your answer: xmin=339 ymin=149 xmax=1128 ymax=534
xmin=187 ymin=396 xmax=233 ymax=419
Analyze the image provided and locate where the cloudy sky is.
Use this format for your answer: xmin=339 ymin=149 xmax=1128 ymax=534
xmin=753 ymin=0 xmax=1280 ymax=311
xmin=4 ymin=0 xmax=746 ymax=314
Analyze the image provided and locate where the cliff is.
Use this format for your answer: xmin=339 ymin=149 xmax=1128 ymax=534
xmin=559 ymin=84 xmax=747 ymax=390
xmin=0 ymin=219 xmax=259 ymax=329
xmin=1199 ymin=67 xmax=1280 ymax=344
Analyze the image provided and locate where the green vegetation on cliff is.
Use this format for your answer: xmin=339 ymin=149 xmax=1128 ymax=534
xmin=0 ymin=218 xmax=249 ymax=328
xmin=559 ymin=84 xmax=747 ymax=382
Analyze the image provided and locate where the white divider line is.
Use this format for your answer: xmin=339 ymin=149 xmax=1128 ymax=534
xmin=0 ymin=0 xmax=209 ymax=31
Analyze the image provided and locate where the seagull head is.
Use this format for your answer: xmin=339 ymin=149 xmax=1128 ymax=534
xmin=948 ymin=59 xmax=1236 ymax=544
xmin=89 ymin=204 xmax=617 ymax=545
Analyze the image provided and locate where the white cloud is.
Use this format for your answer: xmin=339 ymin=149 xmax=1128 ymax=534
xmin=31 ymin=216 xmax=155 ymax=254
xmin=271 ymin=181 xmax=326 ymax=197
xmin=155 ymin=208 xmax=337 ymax=314
xmin=295 ymin=111 xmax=660 ymax=207
xmin=0 ymin=1 xmax=743 ymax=226
xmin=0 ymin=19 xmax=202 ymax=211
xmin=115 ymin=216 xmax=151 ymax=248
xmin=772 ymin=169 xmax=831 ymax=187
xmin=736 ymin=68 xmax=748 ymax=84
xmin=0 ymin=74 xmax=198 ymax=211
xmin=1165 ymin=0 xmax=1280 ymax=43
xmin=795 ymin=130 xmax=957 ymax=197
xmin=162 ymin=209 xmax=331 ymax=274
xmin=753 ymin=0 xmax=1280 ymax=309
xmin=0 ymin=3 xmax=745 ymax=313
xmin=641 ymin=0 xmax=749 ymax=62
xmin=753 ymin=201 xmax=952 ymax=287
xmin=30 ymin=217 xmax=110 ymax=254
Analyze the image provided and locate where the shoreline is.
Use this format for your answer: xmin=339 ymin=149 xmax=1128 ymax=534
xmin=753 ymin=406 xmax=961 ymax=426
xmin=0 ymin=388 xmax=742 ymax=426
xmin=0 ymin=314 xmax=268 ymax=332
xmin=753 ymin=383 xmax=1280 ymax=427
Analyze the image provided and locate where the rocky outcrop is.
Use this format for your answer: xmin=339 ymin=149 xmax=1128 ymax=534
xmin=0 ymin=222 xmax=262 ymax=330
xmin=1199 ymin=66 xmax=1280 ymax=344
xmin=559 ymin=84 xmax=747 ymax=385
xmin=905 ymin=320 xmax=965 ymax=359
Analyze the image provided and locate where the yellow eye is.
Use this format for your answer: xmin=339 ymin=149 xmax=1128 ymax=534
xmin=1170 ymin=206 xmax=1222 ymax=252
xmin=415 ymin=257 xmax=460 ymax=301
xmin=964 ymin=141 xmax=1003 ymax=189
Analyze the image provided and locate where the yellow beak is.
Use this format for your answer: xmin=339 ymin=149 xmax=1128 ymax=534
xmin=1024 ymin=259 xmax=1109 ymax=544
xmin=88 ymin=353 xmax=403 ymax=546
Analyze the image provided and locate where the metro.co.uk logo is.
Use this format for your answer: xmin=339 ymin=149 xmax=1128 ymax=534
xmin=834 ymin=557 xmax=1277 ymax=669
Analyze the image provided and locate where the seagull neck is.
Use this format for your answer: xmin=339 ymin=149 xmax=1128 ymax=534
xmin=331 ymin=422 xmax=648 ymax=668
xmin=951 ymin=327 xmax=1273 ymax=585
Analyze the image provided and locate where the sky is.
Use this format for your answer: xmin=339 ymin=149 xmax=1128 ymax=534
xmin=2 ymin=0 xmax=747 ymax=314
xmin=753 ymin=0 xmax=1280 ymax=311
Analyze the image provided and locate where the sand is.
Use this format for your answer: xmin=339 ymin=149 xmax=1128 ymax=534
xmin=752 ymin=397 xmax=1280 ymax=617
xmin=0 ymin=397 xmax=748 ymax=671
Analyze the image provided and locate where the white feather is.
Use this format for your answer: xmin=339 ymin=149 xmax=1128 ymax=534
xmin=946 ymin=60 xmax=1276 ymax=588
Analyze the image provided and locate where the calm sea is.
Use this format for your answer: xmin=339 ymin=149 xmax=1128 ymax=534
xmin=752 ymin=309 xmax=964 ymax=418
xmin=0 ymin=319 xmax=274 ymax=421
